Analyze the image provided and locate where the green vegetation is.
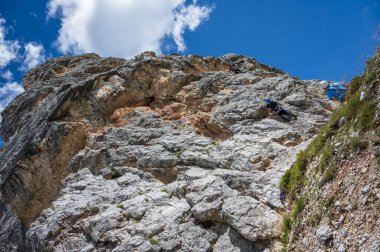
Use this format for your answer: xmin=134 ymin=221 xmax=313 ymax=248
xmin=213 ymin=139 xmax=222 ymax=146
xmin=116 ymin=204 xmax=125 ymax=209
xmin=281 ymin=196 xmax=305 ymax=246
xmin=149 ymin=239 xmax=159 ymax=245
xmin=327 ymin=108 xmax=343 ymax=129
xmin=279 ymin=125 xmax=333 ymax=195
xmin=319 ymin=144 xmax=333 ymax=173
xmin=348 ymin=76 xmax=364 ymax=95
xmin=292 ymin=197 xmax=305 ymax=218
xmin=325 ymin=196 xmax=335 ymax=209
xmin=342 ymin=92 xmax=360 ymax=120
xmin=160 ymin=188 xmax=169 ymax=193
xmin=348 ymin=137 xmax=368 ymax=151
xmin=280 ymin=50 xmax=379 ymax=197
xmin=280 ymin=47 xmax=379 ymax=249
xmin=307 ymin=210 xmax=322 ymax=226
xmin=176 ymin=151 xmax=183 ymax=159
xmin=364 ymin=57 xmax=378 ymax=84
xmin=323 ymin=167 xmax=335 ymax=182
xmin=281 ymin=215 xmax=291 ymax=244
xmin=357 ymin=99 xmax=376 ymax=129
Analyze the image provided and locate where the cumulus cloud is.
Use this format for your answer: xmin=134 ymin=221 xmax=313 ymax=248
xmin=0 ymin=70 xmax=13 ymax=82
xmin=0 ymin=18 xmax=20 ymax=67
xmin=0 ymin=82 xmax=24 ymax=122
xmin=0 ymin=18 xmax=38 ymax=125
xmin=20 ymin=42 xmax=46 ymax=71
xmin=172 ymin=3 xmax=211 ymax=51
xmin=47 ymin=0 xmax=212 ymax=58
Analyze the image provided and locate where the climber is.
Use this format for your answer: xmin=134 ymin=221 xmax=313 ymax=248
xmin=265 ymin=97 xmax=297 ymax=121
xmin=280 ymin=191 xmax=286 ymax=204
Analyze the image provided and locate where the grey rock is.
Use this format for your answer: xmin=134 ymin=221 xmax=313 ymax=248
xmin=361 ymin=195 xmax=368 ymax=205
xmin=370 ymin=241 xmax=379 ymax=252
xmin=0 ymin=52 xmax=332 ymax=250
xmin=222 ymin=196 xmax=281 ymax=241
xmin=213 ymin=225 xmax=264 ymax=252
xmin=361 ymin=185 xmax=371 ymax=194
xmin=0 ymin=199 xmax=25 ymax=252
xmin=373 ymin=146 xmax=380 ymax=156
xmin=337 ymin=244 xmax=346 ymax=252
xmin=316 ymin=225 xmax=333 ymax=243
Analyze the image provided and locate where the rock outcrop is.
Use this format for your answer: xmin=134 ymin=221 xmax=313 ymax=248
xmin=283 ymin=48 xmax=380 ymax=251
xmin=0 ymin=52 xmax=332 ymax=251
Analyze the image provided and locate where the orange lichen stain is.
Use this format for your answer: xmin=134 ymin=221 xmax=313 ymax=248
xmin=110 ymin=107 xmax=131 ymax=126
xmin=110 ymin=106 xmax=156 ymax=126
xmin=154 ymin=103 xmax=187 ymax=121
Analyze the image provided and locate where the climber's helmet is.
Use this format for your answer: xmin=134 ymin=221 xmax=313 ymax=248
xmin=265 ymin=97 xmax=271 ymax=104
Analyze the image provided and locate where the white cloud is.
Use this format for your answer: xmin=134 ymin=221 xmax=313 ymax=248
xmin=0 ymin=18 xmax=41 ymax=124
xmin=0 ymin=82 xmax=24 ymax=123
xmin=0 ymin=18 xmax=20 ymax=67
xmin=0 ymin=70 xmax=13 ymax=82
xmin=172 ymin=3 xmax=211 ymax=51
xmin=47 ymin=0 xmax=212 ymax=58
xmin=20 ymin=42 xmax=45 ymax=71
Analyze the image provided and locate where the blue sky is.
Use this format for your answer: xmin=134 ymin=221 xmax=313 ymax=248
xmin=0 ymin=0 xmax=379 ymax=147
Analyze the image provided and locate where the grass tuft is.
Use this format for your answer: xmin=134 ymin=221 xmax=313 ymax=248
xmin=348 ymin=76 xmax=363 ymax=95
xmin=357 ymin=99 xmax=376 ymax=129
xmin=348 ymin=137 xmax=368 ymax=151
xmin=150 ymin=239 xmax=159 ymax=245
xmin=342 ymin=92 xmax=360 ymax=120
xmin=319 ymin=144 xmax=333 ymax=173
xmin=175 ymin=151 xmax=183 ymax=159
xmin=116 ymin=204 xmax=125 ymax=209
xmin=323 ymin=167 xmax=335 ymax=182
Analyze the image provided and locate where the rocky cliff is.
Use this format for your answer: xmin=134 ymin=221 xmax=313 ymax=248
xmin=0 ymin=52 xmax=332 ymax=251
xmin=282 ymin=48 xmax=380 ymax=252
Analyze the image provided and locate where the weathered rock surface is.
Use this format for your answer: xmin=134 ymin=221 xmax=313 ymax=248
xmin=316 ymin=225 xmax=333 ymax=243
xmin=286 ymin=48 xmax=380 ymax=252
xmin=0 ymin=52 xmax=331 ymax=251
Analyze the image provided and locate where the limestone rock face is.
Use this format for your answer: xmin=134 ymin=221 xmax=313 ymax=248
xmin=0 ymin=52 xmax=331 ymax=251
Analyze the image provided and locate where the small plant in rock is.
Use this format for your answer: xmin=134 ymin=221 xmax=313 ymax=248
xmin=325 ymin=196 xmax=335 ymax=209
xmin=342 ymin=92 xmax=360 ymax=120
xmin=175 ymin=151 xmax=183 ymax=159
xmin=281 ymin=196 xmax=305 ymax=248
xmin=292 ymin=196 xmax=305 ymax=219
xmin=319 ymin=144 xmax=333 ymax=173
xmin=323 ymin=167 xmax=335 ymax=182
xmin=348 ymin=76 xmax=364 ymax=95
xmin=357 ymin=99 xmax=376 ymax=129
xmin=149 ymin=239 xmax=159 ymax=245
xmin=116 ymin=204 xmax=125 ymax=209
xmin=279 ymin=124 xmax=336 ymax=196
xmin=308 ymin=211 xmax=322 ymax=226
xmin=213 ymin=139 xmax=222 ymax=146
xmin=364 ymin=57 xmax=378 ymax=84
xmin=281 ymin=215 xmax=291 ymax=243
xmin=352 ymin=202 xmax=358 ymax=211
xmin=348 ymin=137 xmax=368 ymax=151
xmin=160 ymin=188 xmax=170 ymax=195
xmin=328 ymin=109 xmax=343 ymax=129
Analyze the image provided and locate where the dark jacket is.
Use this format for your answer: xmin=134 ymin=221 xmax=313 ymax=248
xmin=266 ymin=101 xmax=281 ymax=112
